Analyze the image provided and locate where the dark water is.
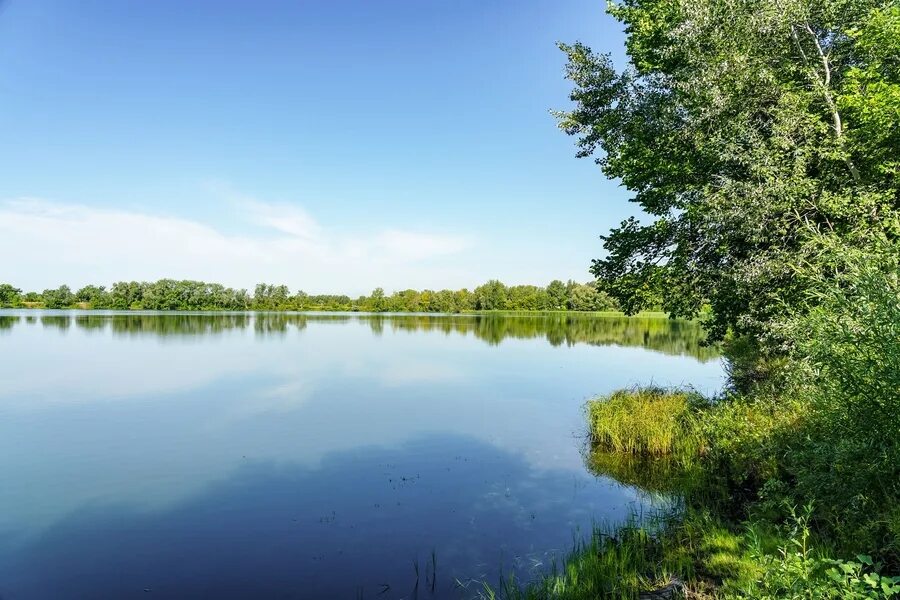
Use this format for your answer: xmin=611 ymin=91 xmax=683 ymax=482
xmin=0 ymin=311 xmax=722 ymax=599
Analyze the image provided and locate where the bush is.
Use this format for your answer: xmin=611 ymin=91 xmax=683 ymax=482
xmin=782 ymin=238 xmax=900 ymax=558
xmin=734 ymin=506 xmax=900 ymax=600
xmin=700 ymin=394 xmax=805 ymax=502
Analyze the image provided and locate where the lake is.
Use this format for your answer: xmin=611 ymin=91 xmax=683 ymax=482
xmin=0 ymin=311 xmax=722 ymax=599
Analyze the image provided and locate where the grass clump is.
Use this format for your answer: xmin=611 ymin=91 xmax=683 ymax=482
xmin=481 ymin=513 xmax=694 ymax=600
xmin=587 ymin=387 xmax=704 ymax=457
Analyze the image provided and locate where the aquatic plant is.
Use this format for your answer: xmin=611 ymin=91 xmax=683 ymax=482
xmin=586 ymin=388 xmax=705 ymax=457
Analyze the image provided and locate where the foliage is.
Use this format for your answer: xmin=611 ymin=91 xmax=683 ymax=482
xmin=40 ymin=285 xmax=74 ymax=309
xmin=576 ymin=253 xmax=900 ymax=586
xmin=734 ymin=506 xmax=900 ymax=599
xmin=1 ymin=278 xmax=621 ymax=313
xmin=779 ymin=237 xmax=900 ymax=558
xmin=75 ymin=285 xmax=110 ymax=308
xmin=533 ymin=0 xmax=900 ymax=597
xmin=699 ymin=393 xmax=805 ymax=500
xmin=555 ymin=0 xmax=900 ymax=343
xmin=487 ymin=489 xmax=899 ymax=599
xmin=481 ymin=509 xmax=832 ymax=600
xmin=0 ymin=283 xmax=21 ymax=307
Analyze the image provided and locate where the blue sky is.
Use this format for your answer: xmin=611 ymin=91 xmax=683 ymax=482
xmin=0 ymin=0 xmax=633 ymax=294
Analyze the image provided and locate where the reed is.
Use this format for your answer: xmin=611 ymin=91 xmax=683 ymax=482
xmin=586 ymin=388 xmax=704 ymax=457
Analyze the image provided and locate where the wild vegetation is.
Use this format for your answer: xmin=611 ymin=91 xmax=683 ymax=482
xmin=0 ymin=279 xmax=619 ymax=313
xmin=487 ymin=0 xmax=900 ymax=596
xmin=586 ymin=389 xmax=703 ymax=457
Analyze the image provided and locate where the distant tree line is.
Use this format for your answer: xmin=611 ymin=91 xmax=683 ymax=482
xmin=0 ymin=279 xmax=622 ymax=313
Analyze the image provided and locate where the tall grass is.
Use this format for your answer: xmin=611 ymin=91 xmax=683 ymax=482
xmin=481 ymin=506 xmax=900 ymax=600
xmin=586 ymin=388 xmax=705 ymax=457
xmin=479 ymin=510 xmax=775 ymax=600
xmin=480 ymin=514 xmax=688 ymax=600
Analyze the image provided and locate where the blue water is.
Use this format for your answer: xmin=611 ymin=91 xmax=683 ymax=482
xmin=0 ymin=312 xmax=722 ymax=599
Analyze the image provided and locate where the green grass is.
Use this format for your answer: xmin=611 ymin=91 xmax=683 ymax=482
xmin=482 ymin=506 xmax=900 ymax=599
xmin=479 ymin=510 xmax=766 ymax=600
xmin=480 ymin=515 xmax=689 ymax=600
xmin=586 ymin=388 xmax=704 ymax=457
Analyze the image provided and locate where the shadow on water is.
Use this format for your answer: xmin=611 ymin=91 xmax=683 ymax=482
xmin=2 ymin=311 xmax=719 ymax=361
xmin=0 ymin=434 xmax=643 ymax=600
xmin=586 ymin=450 xmax=694 ymax=500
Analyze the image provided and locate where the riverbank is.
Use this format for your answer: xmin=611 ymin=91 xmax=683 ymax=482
xmin=489 ymin=382 xmax=900 ymax=599
xmin=495 ymin=244 xmax=900 ymax=598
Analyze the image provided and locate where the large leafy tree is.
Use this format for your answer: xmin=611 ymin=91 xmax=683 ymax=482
xmin=556 ymin=0 xmax=900 ymax=342
xmin=0 ymin=284 xmax=22 ymax=307
xmin=546 ymin=279 xmax=568 ymax=309
xmin=41 ymin=285 xmax=75 ymax=309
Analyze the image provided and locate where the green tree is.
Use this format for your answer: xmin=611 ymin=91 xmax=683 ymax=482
xmin=556 ymin=0 xmax=900 ymax=342
xmin=474 ymin=280 xmax=509 ymax=311
xmin=253 ymin=283 xmax=289 ymax=310
xmin=13 ymin=278 xmax=623 ymax=313
xmin=41 ymin=285 xmax=75 ymax=309
xmin=546 ymin=280 xmax=567 ymax=310
xmin=508 ymin=285 xmax=544 ymax=310
xmin=430 ymin=289 xmax=457 ymax=312
xmin=454 ymin=289 xmax=475 ymax=312
xmin=0 ymin=284 xmax=22 ymax=307
xmin=75 ymin=285 xmax=110 ymax=308
xmin=566 ymin=281 xmax=619 ymax=311
xmin=110 ymin=281 xmax=145 ymax=309
xmin=369 ymin=287 xmax=386 ymax=312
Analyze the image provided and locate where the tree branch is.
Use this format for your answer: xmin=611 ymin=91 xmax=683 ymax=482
xmin=802 ymin=23 xmax=861 ymax=182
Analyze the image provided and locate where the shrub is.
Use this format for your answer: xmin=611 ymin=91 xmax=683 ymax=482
xmin=734 ymin=506 xmax=900 ymax=600
xmin=784 ymin=238 xmax=900 ymax=558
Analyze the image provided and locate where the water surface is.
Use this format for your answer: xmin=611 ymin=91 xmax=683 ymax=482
xmin=0 ymin=311 xmax=721 ymax=599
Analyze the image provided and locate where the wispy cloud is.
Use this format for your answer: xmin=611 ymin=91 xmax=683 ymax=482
xmin=245 ymin=201 xmax=323 ymax=241
xmin=374 ymin=229 xmax=471 ymax=260
xmin=0 ymin=192 xmax=475 ymax=293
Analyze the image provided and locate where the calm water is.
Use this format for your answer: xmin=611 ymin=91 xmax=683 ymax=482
xmin=0 ymin=311 xmax=722 ymax=599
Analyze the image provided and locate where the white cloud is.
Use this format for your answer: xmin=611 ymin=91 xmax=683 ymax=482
xmin=375 ymin=229 xmax=471 ymax=259
xmin=0 ymin=195 xmax=475 ymax=293
xmin=244 ymin=201 xmax=323 ymax=242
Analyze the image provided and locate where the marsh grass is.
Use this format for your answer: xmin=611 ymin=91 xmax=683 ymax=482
xmin=479 ymin=509 xmax=776 ymax=600
xmin=480 ymin=514 xmax=685 ymax=600
xmin=479 ymin=507 xmax=895 ymax=600
xmin=586 ymin=388 xmax=705 ymax=458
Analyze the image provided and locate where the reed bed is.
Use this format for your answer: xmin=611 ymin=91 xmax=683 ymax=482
xmin=586 ymin=388 xmax=704 ymax=457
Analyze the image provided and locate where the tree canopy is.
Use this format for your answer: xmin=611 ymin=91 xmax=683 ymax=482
xmin=556 ymin=0 xmax=900 ymax=342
